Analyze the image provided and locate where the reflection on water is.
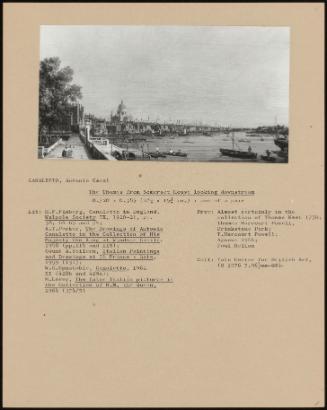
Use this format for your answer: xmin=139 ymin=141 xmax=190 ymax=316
xmin=109 ymin=131 xmax=287 ymax=162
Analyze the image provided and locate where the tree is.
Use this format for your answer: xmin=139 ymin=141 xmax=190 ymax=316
xmin=39 ymin=57 xmax=82 ymax=133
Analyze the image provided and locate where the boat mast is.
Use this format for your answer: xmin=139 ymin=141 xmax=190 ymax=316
xmin=275 ymin=116 xmax=279 ymax=137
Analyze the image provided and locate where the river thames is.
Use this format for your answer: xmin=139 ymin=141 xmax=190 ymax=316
xmin=109 ymin=131 xmax=287 ymax=162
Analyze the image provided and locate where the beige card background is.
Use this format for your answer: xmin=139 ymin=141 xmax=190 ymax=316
xmin=3 ymin=3 xmax=324 ymax=408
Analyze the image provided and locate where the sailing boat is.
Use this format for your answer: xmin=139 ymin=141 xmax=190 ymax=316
xmin=220 ymin=132 xmax=257 ymax=159
xmin=274 ymin=134 xmax=288 ymax=150
xmin=273 ymin=118 xmax=288 ymax=151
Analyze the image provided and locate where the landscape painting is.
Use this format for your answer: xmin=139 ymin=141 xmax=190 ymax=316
xmin=38 ymin=26 xmax=289 ymax=162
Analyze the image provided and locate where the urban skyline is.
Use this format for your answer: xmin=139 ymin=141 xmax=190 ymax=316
xmin=40 ymin=25 xmax=289 ymax=128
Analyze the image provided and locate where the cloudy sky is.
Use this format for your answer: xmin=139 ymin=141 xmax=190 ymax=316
xmin=40 ymin=26 xmax=289 ymax=127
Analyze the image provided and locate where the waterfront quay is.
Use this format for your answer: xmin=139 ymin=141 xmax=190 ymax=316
xmin=44 ymin=129 xmax=145 ymax=161
xmin=44 ymin=133 xmax=90 ymax=160
xmin=44 ymin=132 xmax=125 ymax=161
xmin=41 ymin=127 xmax=288 ymax=163
xmin=39 ymin=100 xmax=288 ymax=162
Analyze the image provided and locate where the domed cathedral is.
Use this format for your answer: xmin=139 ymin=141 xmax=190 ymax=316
xmin=110 ymin=100 xmax=130 ymax=123
xmin=117 ymin=100 xmax=127 ymax=121
xmin=108 ymin=100 xmax=135 ymax=135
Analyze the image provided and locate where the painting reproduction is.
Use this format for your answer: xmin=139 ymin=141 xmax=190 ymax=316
xmin=38 ymin=26 xmax=289 ymax=162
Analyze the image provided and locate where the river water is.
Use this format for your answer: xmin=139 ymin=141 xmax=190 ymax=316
xmin=110 ymin=131 xmax=287 ymax=163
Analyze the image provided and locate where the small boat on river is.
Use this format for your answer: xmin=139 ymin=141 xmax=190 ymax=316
xmin=261 ymin=150 xmax=276 ymax=162
xmin=163 ymin=150 xmax=187 ymax=157
xmin=220 ymin=148 xmax=257 ymax=159
xmin=220 ymin=132 xmax=257 ymax=160
xmin=148 ymin=152 xmax=166 ymax=158
xmin=274 ymin=135 xmax=288 ymax=150
xmin=261 ymin=155 xmax=276 ymax=162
